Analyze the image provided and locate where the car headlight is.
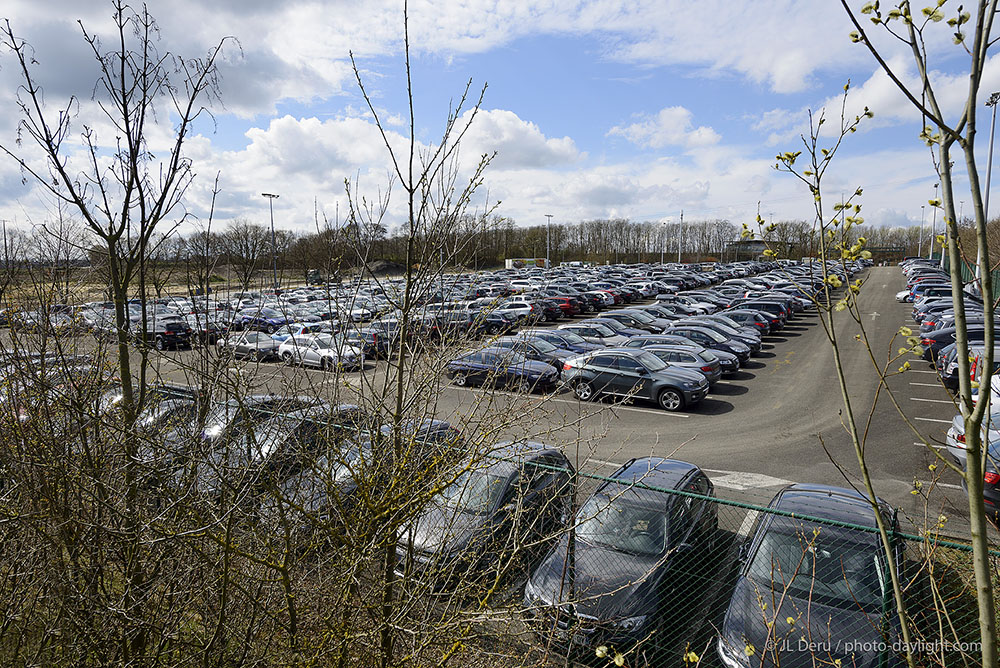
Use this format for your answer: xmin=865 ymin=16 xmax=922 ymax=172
xmin=613 ymin=615 xmax=647 ymax=631
xmin=524 ymin=578 xmax=547 ymax=606
xmin=717 ymin=636 xmax=751 ymax=668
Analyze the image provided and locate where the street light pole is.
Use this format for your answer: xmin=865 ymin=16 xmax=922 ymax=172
xmin=929 ymin=183 xmax=939 ymax=261
xmin=545 ymin=214 xmax=553 ymax=268
xmin=919 ymin=205 xmax=925 ymax=257
xmin=979 ymin=91 xmax=1000 ymax=287
xmin=262 ymin=193 xmax=280 ymax=291
xmin=660 ymin=221 xmax=666 ymax=265
xmin=677 ymin=210 xmax=684 ymax=263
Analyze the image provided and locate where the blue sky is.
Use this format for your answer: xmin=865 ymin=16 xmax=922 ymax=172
xmin=0 ymin=0 xmax=996 ymax=237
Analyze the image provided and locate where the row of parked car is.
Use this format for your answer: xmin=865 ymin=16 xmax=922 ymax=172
xmin=442 ymin=260 xmax=871 ymax=412
xmin=900 ymin=258 xmax=1000 ymax=525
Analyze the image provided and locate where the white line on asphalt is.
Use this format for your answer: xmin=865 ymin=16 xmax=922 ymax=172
xmin=702 ymin=470 xmax=792 ymax=491
xmin=909 ymin=382 xmax=942 ymax=387
xmin=914 ymin=417 xmax=953 ymax=424
xmin=907 ymin=369 xmax=937 ymax=374
xmin=910 ymin=397 xmax=955 ymax=405
xmin=457 ymin=387 xmax=692 ymax=418
xmin=737 ymin=510 xmax=760 ymax=537
xmin=937 ymin=483 xmax=963 ymax=490
xmin=588 ymin=459 xmax=621 ymax=469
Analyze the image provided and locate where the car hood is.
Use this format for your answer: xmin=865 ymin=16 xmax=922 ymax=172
xmin=402 ymin=502 xmax=485 ymax=555
xmin=529 ymin=535 xmax=664 ymax=619
xmin=721 ymin=576 xmax=889 ymax=668
xmin=654 ymin=366 xmax=708 ymax=384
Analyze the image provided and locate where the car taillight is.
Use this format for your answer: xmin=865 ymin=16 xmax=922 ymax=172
xmin=956 ymin=433 xmax=966 ymax=443
xmin=921 ymin=338 xmax=933 ymax=346
xmin=985 ymin=472 xmax=1000 ymax=485
xmin=700 ymin=365 xmax=714 ymax=372
xmin=756 ymin=322 xmax=766 ymax=327
xmin=562 ymin=362 xmax=572 ymax=370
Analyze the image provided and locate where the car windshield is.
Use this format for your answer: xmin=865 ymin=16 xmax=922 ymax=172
xmin=701 ymin=350 xmax=719 ymax=362
xmin=558 ymin=331 xmax=588 ymax=345
xmin=594 ymin=318 xmax=625 ymax=336
xmin=438 ymin=468 xmax=508 ymax=515
xmin=627 ymin=310 xmax=655 ymax=324
xmin=592 ymin=322 xmax=620 ymax=335
xmin=748 ymin=521 xmax=884 ymax=612
xmin=258 ymin=308 xmax=282 ymax=317
xmin=243 ymin=332 xmax=264 ymax=343
xmin=692 ymin=327 xmax=726 ymax=342
xmin=633 ymin=351 xmax=668 ymax=372
xmin=529 ymin=338 xmax=558 ymax=353
xmin=312 ymin=334 xmax=346 ymax=349
xmin=576 ymin=494 xmax=667 ymax=557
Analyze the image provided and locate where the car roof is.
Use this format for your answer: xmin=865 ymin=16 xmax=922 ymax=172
xmin=601 ymin=457 xmax=699 ymax=500
xmin=771 ymin=483 xmax=892 ymax=530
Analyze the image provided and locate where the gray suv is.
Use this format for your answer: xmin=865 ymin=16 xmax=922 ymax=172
xmin=561 ymin=348 xmax=709 ymax=411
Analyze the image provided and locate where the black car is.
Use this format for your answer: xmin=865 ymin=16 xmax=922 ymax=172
xmin=446 ymin=346 xmax=559 ymax=393
xmin=717 ymin=484 xmax=903 ymax=668
xmin=397 ymin=441 xmax=574 ymax=588
xmin=599 ymin=310 xmax=665 ymax=333
xmin=492 ymin=336 xmax=575 ymax=373
xmin=919 ymin=325 xmax=998 ymax=362
xmin=136 ymin=318 xmax=193 ymax=351
xmin=665 ymin=325 xmax=751 ymax=363
xmin=516 ymin=328 xmax=604 ymax=354
xmin=524 ymin=457 xmax=717 ymax=657
xmin=561 ymin=348 xmax=709 ymax=411
xmin=677 ymin=318 xmax=762 ymax=354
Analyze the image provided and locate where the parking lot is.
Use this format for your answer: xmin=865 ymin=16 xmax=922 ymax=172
xmin=41 ymin=265 xmax=971 ymax=542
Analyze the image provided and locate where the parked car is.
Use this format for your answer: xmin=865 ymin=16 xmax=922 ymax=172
xmin=717 ymin=484 xmax=903 ymax=668
xmin=491 ymin=336 xmax=575 ymax=373
xmin=641 ymin=344 xmax=723 ymax=385
xmin=516 ymin=328 xmax=604 ymax=354
xmin=217 ymin=331 xmax=282 ymax=361
xmin=665 ymin=325 xmax=751 ymax=363
xmin=396 ymin=441 xmax=574 ymax=588
xmin=524 ymin=457 xmax=717 ymax=657
xmin=446 ymin=346 xmax=560 ymax=393
xmin=277 ymin=333 xmax=365 ymax=370
xmin=558 ymin=322 xmax=630 ymax=347
xmin=561 ymin=348 xmax=710 ymax=411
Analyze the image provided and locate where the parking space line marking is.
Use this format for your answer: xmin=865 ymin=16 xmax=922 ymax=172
xmin=910 ymin=397 xmax=955 ymax=405
xmin=937 ymin=483 xmax=963 ymax=490
xmin=588 ymin=459 xmax=621 ymax=469
xmin=456 ymin=387 xmax=692 ymax=417
xmin=907 ymin=370 xmax=937 ymax=374
xmin=909 ymin=382 xmax=942 ymax=388
xmin=914 ymin=417 xmax=952 ymax=424
xmin=737 ymin=510 xmax=759 ymax=537
xmin=702 ymin=470 xmax=792 ymax=491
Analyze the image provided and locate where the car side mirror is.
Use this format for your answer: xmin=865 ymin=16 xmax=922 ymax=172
xmin=638 ymin=367 xmax=649 ymax=375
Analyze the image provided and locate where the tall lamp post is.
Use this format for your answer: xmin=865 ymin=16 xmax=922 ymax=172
xmin=979 ymin=91 xmax=1000 ymax=288
xmin=262 ymin=193 xmax=280 ymax=290
xmin=919 ymin=205 xmax=925 ymax=257
xmin=929 ymin=183 xmax=939 ymax=262
xmin=545 ymin=214 xmax=553 ymax=268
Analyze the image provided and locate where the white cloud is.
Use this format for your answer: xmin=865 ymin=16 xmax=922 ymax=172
xmin=460 ymin=109 xmax=580 ymax=169
xmin=608 ymin=107 xmax=720 ymax=149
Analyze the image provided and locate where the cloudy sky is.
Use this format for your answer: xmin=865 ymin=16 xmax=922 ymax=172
xmin=0 ymin=0 xmax=996 ymax=237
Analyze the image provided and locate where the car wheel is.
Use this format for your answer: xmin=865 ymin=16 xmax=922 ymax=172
xmin=573 ymin=380 xmax=595 ymax=401
xmin=155 ymin=336 xmax=165 ymax=351
xmin=452 ymin=372 xmax=468 ymax=387
xmin=265 ymin=324 xmax=276 ymax=334
xmin=516 ymin=378 xmax=533 ymax=394
xmin=320 ymin=357 xmax=330 ymax=371
xmin=658 ymin=388 xmax=684 ymax=412
xmin=281 ymin=351 xmax=294 ymax=365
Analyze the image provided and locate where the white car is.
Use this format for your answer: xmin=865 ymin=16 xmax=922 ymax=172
xmin=277 ymin=333 xmax=365 ymax=370
xmin=896 ymin=289 xmax=912 ymax=302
